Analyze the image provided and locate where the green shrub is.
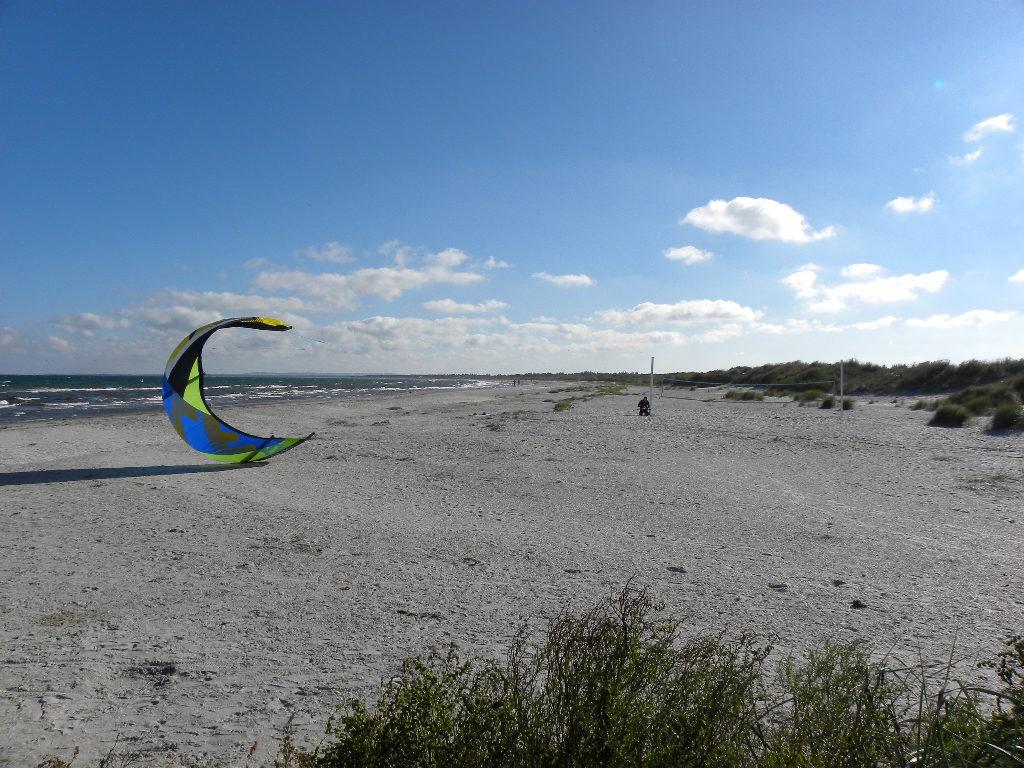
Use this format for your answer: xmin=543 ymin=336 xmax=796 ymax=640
xmin=820 ymin=396 xmax=835 ymax=409
xmin=929 ymin=404 xmax=970 ymax=427
xmin=991 ymin=403 xmax=1023 ymax=430
xmin=291 ymin=588 xmax=1024 ymax=768
xmin=911 ymin=399 xmax=927 ymax=410
xmin=553 ymin=398 xmax=573 ymax=412
xmin=963 ymin=395 xmax=994 ymax=415
xmin=842 ymin=398 xmax=854 ymax=410
xmin=725 ymin=389 xmax=764 ymax=401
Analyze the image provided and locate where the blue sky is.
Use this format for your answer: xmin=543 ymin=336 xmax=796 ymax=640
xmin=2 ymin=1 xmax=1023 ymax=374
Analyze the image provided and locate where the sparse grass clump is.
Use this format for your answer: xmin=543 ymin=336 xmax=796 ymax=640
xmin=794 ymin=389 xmax=825 ymax=402
xmin=725 ymin=389 xmax=764 ymax=401
xmin=552 ymin=398 xmax=574 ymax=412
xmin=288 ymin=587 xmax=1024 ymax=768
xmin=842 ymin=398 xmax=855 ymax=410
xmin=991 ymin=402 xmax=1023 ymax=430
xmin=929 ymin=404 xmax=970 ymax=427
xmin=820 ymin=395 xmax=835 ymax=409
xmin=911 ymin=399 xmax=928 ymax=410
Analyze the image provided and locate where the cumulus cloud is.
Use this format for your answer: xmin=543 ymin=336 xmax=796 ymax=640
xmin=964 ymin=113 xmax=1016 ymax=142
xmin=597 ymin=299 xmax=762 ymax=326
xmin=532 ymin=272 xmax=594 ymax=287
xmin=663 ymin=245 xmax=713 ymax=265
xmin=905 ymin=310 xmax=1017 ymax=329
xmin=885 ymin=192 xmax=935 ymax=214
xmin=782 ymin=266 xmax=950 ymax=313
xmin=47 ymin=335 xmax=71 ymax=352
xmin=1008 ymin=269 xmax=1024 ymax=283
xmin=840 ymin=263 xmax=884 ymax=280
xmin=378 ymin=239 xmax=417 ymax=266
xmin=949 ymin=148 xmax=983 ymax=166
xmin=483 ymin=256 xmax=511 ymax=269
xmin=255 ymin=249 xmax=484 ymax=310
xmin=54 ymin=312 xmax=132 ymax=333
xmin=296 ymin=241 xmax=354 ymax=264
xmin=422 ymin=298 xmax=510 ymax=314
xmin=681 ymin=197 xmax=835 ymax=244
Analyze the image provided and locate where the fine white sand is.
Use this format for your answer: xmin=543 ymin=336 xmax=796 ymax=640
xmin=1 ymin=384 xmax=1022 ymax=766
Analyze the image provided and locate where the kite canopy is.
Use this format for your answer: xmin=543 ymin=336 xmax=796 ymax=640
xmin=162 ymin=317 xmax=313 ymax=462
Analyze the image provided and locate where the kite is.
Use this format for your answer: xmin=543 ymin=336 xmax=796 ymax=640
xmin=162 ymin=317 xmax=314 ymax=462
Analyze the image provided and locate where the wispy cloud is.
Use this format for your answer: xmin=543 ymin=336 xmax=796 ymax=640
xmin=782 ymin=265 xmax=950 ymax=312
xmin=532 ymin=272 xmax=594 ymax=287
xmin=244 ymin=257 xmax=269 ymax=269
xmin=905 ymin=309 xmax=1016 ymax=329
xmin=964 ymin=113 xmax=1016 ymax=142
xmin=663 ymin=245 xmax=713 ymax=265
xmin=682 ymin=197 xmax=835 ymax=244
xmin=483 ymin=256 xmax=511 ymax=269
xmin=295 ymin=241 xmax=354 ymax=264
xmin=255 ymin=248 xmax=484 ymax=310
xmin=949 ymin=147 xmax=983 ymax=166
xmin=597 ymin=299 xmax=761 ymax=326
xmin=840 ymin=263 xmax=884 ymax=279
xmin=885 ymin=191 xmax=935 ymax=214
xmin=423 ymin=298 xmax=509 ymax=314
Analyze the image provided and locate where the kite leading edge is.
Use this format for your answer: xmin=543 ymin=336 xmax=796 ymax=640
xmin=162 ymin=317 xmax=314 ymax=462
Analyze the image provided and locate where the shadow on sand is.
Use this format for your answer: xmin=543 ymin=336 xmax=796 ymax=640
xmin=0 ymin=463 xmax=265 ymax=487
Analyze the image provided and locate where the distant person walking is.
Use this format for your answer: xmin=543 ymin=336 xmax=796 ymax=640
xmin=638 ymin=395 xmax=650 ymax=417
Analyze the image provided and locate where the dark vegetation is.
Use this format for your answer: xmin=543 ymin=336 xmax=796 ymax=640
xmin=725 ymin=389 xmax=765 ymax=401
xmin=930 ymin=404 xmax=971 ymax=428
xmin=273 ymin=586 xmax=1024 ymax=768
xmin=549 ymin=383 xmax=627 ymax=412
xmin=508 ymin=358 xmax=1024 ymax=395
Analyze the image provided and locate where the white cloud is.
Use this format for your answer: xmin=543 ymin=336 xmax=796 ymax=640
xmin=885 ymin=192 xmax=935 ymax=214
xmin=54 ymin=312 xmax=132 ymax=333
xmin=964 ymin=113 xmax=1016 ymax=142
xmin=255 ymin=249 xmax=484 ymax=310
xmin=532 ymin=272 xmax=594 ymax=287
xmin=663 ymin=245 xmax=713 ymax=265
xmin=950 ymin=147 xmax=984 ymax=166
xmin=244 ymin=257 xmax=269 ymax=269
xmin=905 ymin=310 xmax=1017 ymax=329
xmin=852 ymin=315 xmax=899 ymax=330
xmin=597 ymin=299 xmax=762 ymax=326
xmin=1008 ymin=269 xmax=1024 ymax=283
xmin=840 ymin=263 xmax=884 ymax=279
xmin=47 ymin=335 xmax=71 ymax=352
xmin=423 ymin=298 xmax=510 ymax=314
xmin=682 ymin=197 xmax=835 ymax=244
xmin=483 ymin=256 xmax=511 ymax=269
xmin=378 ymin=239 xmax=416 ymax=266
xmin=0 ymin=327 xmax=18 ymax=347
xmin=783 ymin=266 xmax=951 ymax=313
xmin=781 ymin=268 xmax=820 ymax=300
xmin=296 ymin=241 xmax=354 ymax=264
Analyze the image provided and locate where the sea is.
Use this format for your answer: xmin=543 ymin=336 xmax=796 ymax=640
xmin=0 ymin=374 xmax=501 ymax=423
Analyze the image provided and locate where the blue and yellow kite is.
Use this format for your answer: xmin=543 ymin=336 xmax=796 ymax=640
xmin=162 ymin=317 xmax=313 ymax=462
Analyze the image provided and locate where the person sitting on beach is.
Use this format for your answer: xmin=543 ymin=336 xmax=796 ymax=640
xmin=638 ymin=395 xmax=650 ymax=416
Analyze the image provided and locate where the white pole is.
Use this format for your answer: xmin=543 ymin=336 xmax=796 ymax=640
xmin=839 ymin=360 xmax=844 ymax=415
xmin=649 ymin=357 xmax=655 ymax=411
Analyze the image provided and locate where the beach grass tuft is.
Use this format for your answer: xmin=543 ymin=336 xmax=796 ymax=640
xmin=842 ymin=398 xmax=855 ymax=410
xmin=553 ymin=398 xmax=574 ymax=412
xmin=929 ymin=404 xmax=971 ymax=427
xmin=725 ymin=389 xmax=765 ymax=401
xmin=285 ymin=587 xmax=1024 ymax=768
xmin=820 ymin=396 xmax=835 ymax=409
xmin=991 ymin=403 xmax=1023 ymax=430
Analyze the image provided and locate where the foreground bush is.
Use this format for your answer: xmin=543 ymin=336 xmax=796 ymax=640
xmin=991 ymin=403 xmax=1023 ymax=430
xmin=820 ymin=396 xmax=835 ymax=409
xmin=293 ymin=587 xmax=1024 ymax=768
xmin=930 ymin=404 xmax=970 ymax=427
xmin=842 ymin=398 xmax=855 ymax=410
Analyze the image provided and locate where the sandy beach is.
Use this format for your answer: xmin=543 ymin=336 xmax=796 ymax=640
xmin=1 ymin=383 xmax=1021 ymax=766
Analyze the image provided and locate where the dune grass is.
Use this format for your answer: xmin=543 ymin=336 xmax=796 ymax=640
xmin=929 ymin=404 xmax=971 ymax=427
xmin=282 ymin=586 xmax=1023 ymax=768
xmin=725 ymin=389 xmax=765 ymax=401
xmin=991 ymin=403 xmax=1023 ymax=430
